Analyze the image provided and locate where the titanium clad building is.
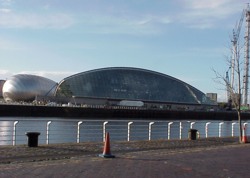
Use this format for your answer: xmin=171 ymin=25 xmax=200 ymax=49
xmin=56 ymin=67 xmax=215 ymax=105
xmin=2 ymin=74 xmax=57 ymax=102
xmin=0 ymin=80 xmax=5 ymax=98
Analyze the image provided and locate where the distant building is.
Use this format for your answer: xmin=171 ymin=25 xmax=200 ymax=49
xmin=1 ymin=67 xmax=218 ymax=110
xmin=206 ymin=93 xmax=217 ymax=103
xmin=2 ymin=74 xmax=57 ymax=102
xmin=56 ymin=67 xmax=216 ymax=106
xmin=0 ymin=80 xmax=5 ymax=98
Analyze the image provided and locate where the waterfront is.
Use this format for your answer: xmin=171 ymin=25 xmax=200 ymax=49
xmin=0 ymin=137 xmax=247 ymax=178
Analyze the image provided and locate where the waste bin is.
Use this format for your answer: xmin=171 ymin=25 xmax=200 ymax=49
xmin=26 ymin=132 xmax=40 ymax=147
xmin=188 ymin=129 xmax=197 ymax=140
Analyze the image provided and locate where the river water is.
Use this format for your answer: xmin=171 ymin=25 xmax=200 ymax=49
xmin=0 ymin=117 xmax=247 ymax=146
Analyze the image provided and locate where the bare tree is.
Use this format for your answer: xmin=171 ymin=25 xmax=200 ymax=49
xmin=213 ymin=46 xmax=243 ymax=143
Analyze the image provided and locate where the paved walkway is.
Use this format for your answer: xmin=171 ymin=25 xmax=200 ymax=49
xmin=0 ymin=138 xmax=249 ymax=178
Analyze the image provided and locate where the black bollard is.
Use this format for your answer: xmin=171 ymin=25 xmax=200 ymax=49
xmin=26 ymin=132 xmax=40 ymax=147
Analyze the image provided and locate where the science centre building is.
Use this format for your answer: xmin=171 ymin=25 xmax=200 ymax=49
xmin=1 ymin=67 xmax=217 ymax=110
xmin=2 ymin=74 xmax=57 ymax=102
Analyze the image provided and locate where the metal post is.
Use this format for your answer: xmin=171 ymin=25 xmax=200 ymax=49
xmin=179 ymin=122 xmax=182 ymax=140
xmin=103 ymin=121 xmax=108 ymax=142
xmin=77 ymin=121 xmax=83 ymax=143
xmin=12 ymin=121 xmax=19 ymax=146
xmin=46 ymin=121 xmax=52 ymax=145
xmin=244 ymin=122 xmax=248 ymax=135
xmin=219 ymin=122 xmax=224 ymax=137
xmin=149 ymin=122 xmax=154 ymax=141
xmin=190 ymin=122 xmax=195 ymax=129
xmin=232 ymin=122 xmax=237 ymax=137
xmin=168 ymin=122 xmax=173 ymax=140
xmin=128 ymin=122 xmax=133 ymax=141
xmin=205 ymin=122 xmax=211 ymax=138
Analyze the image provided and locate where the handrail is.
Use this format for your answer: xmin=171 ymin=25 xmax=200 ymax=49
xmin=0 ymin=119 xmax=247 ymax=146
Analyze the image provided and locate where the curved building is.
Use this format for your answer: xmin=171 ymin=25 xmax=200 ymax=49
xmin=56 ymin=67 xmax=215 ymax=105
xmin=0 ymin=80 xmax=5 ymax=98
xmin=3 ymin=74 xmax=57 ymax=102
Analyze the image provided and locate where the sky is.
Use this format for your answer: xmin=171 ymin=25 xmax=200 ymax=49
xmin=0 ymin=0 xmax=249 ymax=102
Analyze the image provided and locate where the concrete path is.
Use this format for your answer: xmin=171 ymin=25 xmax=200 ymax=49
xmin=0 ymin=143 xmax=249 ymax=178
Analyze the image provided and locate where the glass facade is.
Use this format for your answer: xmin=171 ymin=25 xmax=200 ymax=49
xmin=56 ymin=67 xmax=215 ymax=105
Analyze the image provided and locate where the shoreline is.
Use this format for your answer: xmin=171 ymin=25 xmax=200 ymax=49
xmin=0 ymin=104 xmax=247 ymax=120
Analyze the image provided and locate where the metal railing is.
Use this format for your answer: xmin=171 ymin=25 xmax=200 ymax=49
xmin=0 ymin=119 xmax=248 ymax=146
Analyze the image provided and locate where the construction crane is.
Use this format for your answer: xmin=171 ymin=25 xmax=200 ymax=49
xmin=230 ymin=8 xmax=244 ymax=90
xmin=226 ymin=68 xmax=230 ymax=102
xmin=243 ymin=5 xmax=250 ymax=106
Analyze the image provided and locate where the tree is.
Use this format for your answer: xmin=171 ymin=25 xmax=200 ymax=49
xmin=213 ymin=43 xmax=243 ymax=143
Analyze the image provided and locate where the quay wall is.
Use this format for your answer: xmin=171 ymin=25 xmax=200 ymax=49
xmin=0 ymin=104 xmax=247 ymax=121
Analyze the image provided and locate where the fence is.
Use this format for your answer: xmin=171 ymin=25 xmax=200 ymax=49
xmin=0 ymin=119 xmax=248 ymax=146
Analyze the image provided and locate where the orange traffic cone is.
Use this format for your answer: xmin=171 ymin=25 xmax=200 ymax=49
xmin=99 ymin=132 xmax=115 ymax=158
xmin=242 ymin=126 xmax=248 ymax=143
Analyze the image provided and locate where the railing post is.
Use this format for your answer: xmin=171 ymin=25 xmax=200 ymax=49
xmin=168 ymin=122 xmax=173 ymax=140
xmin=205 ymin=122 xmax=211 ymax=138
xmin=190 ymin=122 xmax=195 ymax=129
xmin=46 ymin=121 xmax=52 ymax=145
xmin=77 ymin=121 xmax=83 ymax=143
xmin=244 ymin=122 xmax=248 ymax=135
xmin=232 ymin=122 xmax=237 ymax=137
xmin=128 ymin=122 xmax=133 ymax=141
xmin=219 ymin=122 xmax=224 ymax=137
xmin=149 ymin=122 xmax=154 ymax=141
xmin=179 ymin=122 xmax=182 ymax=140
xmin=12 ymin=121 xmax=19 ymax=146
xmin=103 ymin=121 xmax=108 ymax=142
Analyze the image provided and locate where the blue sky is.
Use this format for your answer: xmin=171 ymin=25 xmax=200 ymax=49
xmin=0 ymin=0 xmax=249 ymax=101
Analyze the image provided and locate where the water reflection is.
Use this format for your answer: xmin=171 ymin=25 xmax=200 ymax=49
xmin=0 ymin=121 xmax=13 ymax=145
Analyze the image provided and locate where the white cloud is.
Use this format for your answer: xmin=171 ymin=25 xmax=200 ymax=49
xmin=78 ymin=13 xmax=172 ymax=35
xmin=0 ymin=12 xmax=75 ymax=29
xmin=176 ymin=0 xmax=243 ymax=29
xmin=17 ymin=71 xmax=76 ymax=82
xmin=0 ymin=38 xmax=27 ymax=50
xmin=1 ymin=0 xmax=12 ymax=6
xmin=0 ymin=70 xmax=13 ymax=80
xmin=0 ymin=70 xmax=77 ymax=82
xmin=0 ymin=8 xmax=11 ymax=13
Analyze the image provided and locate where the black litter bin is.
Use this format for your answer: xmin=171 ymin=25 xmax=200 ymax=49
xmin=26 ymin=132 xmax=40 ymax=147
xmin=188 ymin=129 xmax=198 ymax=140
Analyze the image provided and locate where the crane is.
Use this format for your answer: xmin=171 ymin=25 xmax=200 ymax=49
xmin=230 ymin=8 xmax=244 ymax=90
xmin=243 ymin=5 xmax=250 ymax=106
xmin=226 ymin=68 xmax=230 ymax=102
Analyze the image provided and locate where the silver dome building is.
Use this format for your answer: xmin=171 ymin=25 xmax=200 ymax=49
xmin=0 ymin=80 xmax=5 ymax=98
xmin=2 ymin=74 xmax=57 ymax=102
